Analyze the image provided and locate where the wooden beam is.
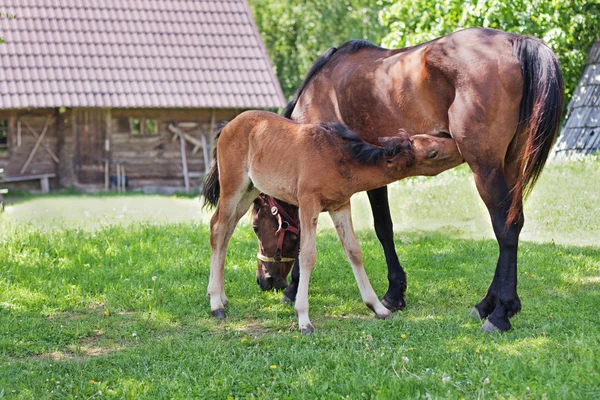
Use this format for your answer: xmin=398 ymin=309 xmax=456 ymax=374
xmin=20 ymin=116 xmax=56 ymax=174
xmin=40 ymin=176 xmax=50 ymax=194
xmin=17 ymin=118 xmax=21 ymax=147
xmin=180 ymin=129 xmax=190 ymax=194
xmin=168 ymin=124 xmax=191 ymax=193
xmin=21 ymin=118 xmax=60 ymax=163
xmin=201 ymin=131 xmax=209 ymax=175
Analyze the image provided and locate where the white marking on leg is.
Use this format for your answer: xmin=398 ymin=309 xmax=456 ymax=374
xmin=330 ymin=205 xmax=391 ymax=319
xmin=294 ymin=206 xmax=318 ymax=332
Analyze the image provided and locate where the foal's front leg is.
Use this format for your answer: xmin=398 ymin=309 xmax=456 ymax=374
xmin=329 ymin=203 xmax=392 ymax=319
xmin=294 ymin=200 xmax=320 ymax=334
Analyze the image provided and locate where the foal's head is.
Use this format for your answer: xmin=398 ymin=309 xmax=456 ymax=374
xmin=251 ymin=196 xmax=299 ymax=291
xmin=395 ymin=133 xmax=463 ymax=175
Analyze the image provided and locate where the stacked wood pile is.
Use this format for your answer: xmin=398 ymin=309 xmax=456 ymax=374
xmin=554 ymin=40 xmax=600 ymax=158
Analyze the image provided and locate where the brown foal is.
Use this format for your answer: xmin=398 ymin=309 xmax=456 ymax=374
xmin=203 ymin=110 xmax=463 ymax=333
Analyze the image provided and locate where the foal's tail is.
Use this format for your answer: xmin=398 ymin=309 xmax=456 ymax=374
xmin=203 ymin=122 xmax=227 ymax=208
xmin=509 ymin=35 xmax=564 ymax=225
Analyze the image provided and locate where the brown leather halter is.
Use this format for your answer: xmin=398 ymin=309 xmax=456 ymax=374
xmin=256 ymin=194 xmax=299 ymax=263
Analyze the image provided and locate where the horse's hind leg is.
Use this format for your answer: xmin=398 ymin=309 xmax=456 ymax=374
xmin=208 ymin=185 xmax=259 ymax=318
xmin=367 ymin=186 xmax=407 ymax=311
xmin=329 ymin=203 xmax=392 ymax=319
xmin=449 ymin=88 xmax=524 ymax=332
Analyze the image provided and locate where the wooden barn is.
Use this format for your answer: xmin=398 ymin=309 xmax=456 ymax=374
xmin=553 ymin=39 xmax=600 ymax=158
xmin=0 ymin=0 xmax=285 ymax=193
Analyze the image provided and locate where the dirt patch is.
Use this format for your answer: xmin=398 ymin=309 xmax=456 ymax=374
xmin=28 ymin=332 xmax=124 ymax=362
xmin=234 ymin=322 xmax=273 ymax=337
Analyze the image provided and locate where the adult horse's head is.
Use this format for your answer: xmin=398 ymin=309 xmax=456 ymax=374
xmin=251 ymin=195 xmax=299 ymax=291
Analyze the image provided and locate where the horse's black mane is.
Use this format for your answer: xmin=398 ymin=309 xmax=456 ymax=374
xmin=320 ymin=122 xmax=407 ymax=165
xmin=283 ymin=40 xmax=384 ymax=119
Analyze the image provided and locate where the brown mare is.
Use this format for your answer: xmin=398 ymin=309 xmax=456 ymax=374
xmin=272 ymin=28 xmax=563 ymax=332
xmin=203 ymin=110 xmax=463 ymax=332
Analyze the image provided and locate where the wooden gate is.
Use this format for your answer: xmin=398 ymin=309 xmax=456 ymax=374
xmin=74 ymin=109 xmax=107 ymax=184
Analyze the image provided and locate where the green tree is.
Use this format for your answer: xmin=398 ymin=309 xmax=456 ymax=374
xmin=0 ymin=11 xmax=17 ymax=43
xmin=380 ymin=0 xmax=600 ymax=103
xmin=249 ymin=0 xmax=391 ymax=99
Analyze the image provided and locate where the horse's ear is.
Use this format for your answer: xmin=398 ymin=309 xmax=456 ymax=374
xmin=386 ymin=140 xmax=415 ymax=168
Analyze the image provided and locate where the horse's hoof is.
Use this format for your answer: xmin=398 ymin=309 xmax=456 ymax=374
xmin=376 ymin=310 xmax=393 ymax=320
xmin=470 ymin=307 xmax=483 ymax=320
xmin=281 ymin=294 xmax=294 ymax=303
xmin=212 ymin=310 xmax=226 ymax=319
xmin=381 ymin=296 xmax=406 ymax=312
xmin=481 ymin=320 xmax=501 ymax=333
xmin=300 ymin=324 xmax=314 ymax=334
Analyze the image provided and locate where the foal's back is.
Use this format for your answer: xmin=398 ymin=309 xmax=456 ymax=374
xmin=226 ymin=111 xmax=348 ymax=206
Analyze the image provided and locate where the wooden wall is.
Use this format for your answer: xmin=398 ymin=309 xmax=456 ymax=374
xmin=108 ymin=108 xmax=238 ymax=190
xmin=0 ymin=107 xmax=240 ymax=191
xmin=0 ymin=108 xmax=60 ymax=189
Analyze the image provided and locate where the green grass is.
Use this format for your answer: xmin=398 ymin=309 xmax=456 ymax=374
xmin=1 ymin=159 xmax=599 ymax=399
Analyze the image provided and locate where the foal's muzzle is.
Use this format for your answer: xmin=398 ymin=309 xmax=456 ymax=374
xmin=257 ymin=276 xmax=289 ymax=291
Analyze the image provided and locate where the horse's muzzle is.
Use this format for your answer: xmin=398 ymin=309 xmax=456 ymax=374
xmin=257 ymin=276 xmax=288 ymax=291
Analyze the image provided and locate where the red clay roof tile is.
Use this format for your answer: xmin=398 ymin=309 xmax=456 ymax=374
xmin=0 ymin=0 xmax=285 ymax=109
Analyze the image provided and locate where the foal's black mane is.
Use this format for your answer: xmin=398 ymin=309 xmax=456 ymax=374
xmin=320 ymin=122 xmax=407 ymax=165
xmin=283 ymin=40 xmax=384 ymax=119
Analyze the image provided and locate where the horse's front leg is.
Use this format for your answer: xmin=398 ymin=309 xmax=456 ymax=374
xmin=282 ymin=242 xmax=300 ymax=303
xmin=329 ymin=203 xmax=392 ymax=319
xmin=367 ymin=186 xmax=407 ymax=311
xmin=294 ymin=200 xmax=320 ymax=333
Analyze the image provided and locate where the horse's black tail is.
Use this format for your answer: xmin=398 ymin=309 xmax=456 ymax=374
xmin=509 ymin=35 xmax=564 ymax=225
xmin=203 ymin=122 xmax=227 ymax=208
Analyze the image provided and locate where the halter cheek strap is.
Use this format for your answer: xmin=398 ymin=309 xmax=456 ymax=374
xmin=257 ymin=194 xmax=299 ymax=263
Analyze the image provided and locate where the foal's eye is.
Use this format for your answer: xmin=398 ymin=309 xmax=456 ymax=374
xmin=252 ymin=226 xmax=259 ymax=233
xmin=430 ymin=151 xmax=438 ymax=159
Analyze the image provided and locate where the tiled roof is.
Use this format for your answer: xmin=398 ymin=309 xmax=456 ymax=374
xmin=554 ymin=40 xmax=600 ymax=157
xmin=0 ymin=0 xmax=286 ymax=109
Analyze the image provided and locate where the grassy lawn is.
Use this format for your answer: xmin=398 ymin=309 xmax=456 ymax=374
xmin=1 ymin=159 xmax=599 ymax=399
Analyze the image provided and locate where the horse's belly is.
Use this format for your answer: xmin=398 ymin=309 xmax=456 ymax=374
xmin=248 ymin=169 xmax=299 ymax=206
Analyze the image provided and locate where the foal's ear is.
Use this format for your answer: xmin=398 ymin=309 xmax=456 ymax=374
xmin=385 ymin=140 xmax=415 ymax=168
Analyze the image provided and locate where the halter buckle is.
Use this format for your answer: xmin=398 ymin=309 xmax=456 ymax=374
xmin=270 ymin=206 xmax=278 ymax=215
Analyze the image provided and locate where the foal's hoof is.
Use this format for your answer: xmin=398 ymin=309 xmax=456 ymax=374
xmin=300 ymin=324 xmax=314 ymax=335
xmin=381 ymin=296 xmax=406 ymax=312
xmin=470 ymin=307 xmax=483 ymax=320
xmin=211 ymin=310 xmax=227 ymax=319
xmin=281 ymin=294 xmax=294 ymax=304
xmin=376 ymin=310 xmax=392 ymax=320
xmin=481 ymin=320 xmax=501 ymax=333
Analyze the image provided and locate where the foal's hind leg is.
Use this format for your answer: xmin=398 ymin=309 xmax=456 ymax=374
xmin=329 ymin=203 xmax=392 ymax=319
xmin=208 ymin=187 xmax=259 ymax=317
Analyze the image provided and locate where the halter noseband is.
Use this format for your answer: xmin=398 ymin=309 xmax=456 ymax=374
xmin=256 ymin=194 xmax=299 ymax=263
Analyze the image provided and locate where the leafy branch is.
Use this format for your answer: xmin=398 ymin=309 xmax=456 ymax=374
xmin=0 ymin=11 xmax=17 ymax=44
